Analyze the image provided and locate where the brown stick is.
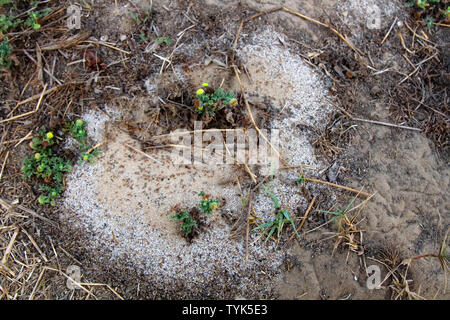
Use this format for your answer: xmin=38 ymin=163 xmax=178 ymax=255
xmin=1 ymin=227 xmax=19 ymax=265
xmin=381 ymin=17 xmax=398 ymax=45
xmin=305 ymin=177 xmax=370 ymax=198
xmin=8 ymin=82 xmax=83 ymax=111
xmin=40 ymin=31 xmax=91 ymax=51
xmin=332 ymin=103 xmax=421 ymax=132
xmin=286 ymin=196 xmax=316 ymax=244
xmin=125 ymin=144 xmax=162 ymax=165
xmin=0 ymin=84 xmax=48 ymax=124
xmin=0 ymin=151 xmax=9 ymax=183
xmin=245 ymin=195 xmax=253 ymax=264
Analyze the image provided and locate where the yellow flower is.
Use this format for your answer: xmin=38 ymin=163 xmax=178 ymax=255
xmin=83 ymin=155 xmax=88 ymax=160
xmin=46 ymin=132 xmax=54 ymax=139
xmin=212 ymin=202 xmax=217 ymax=210
xmin=198 ymin=105 xmax=204 ymax=111
xmin=201 ymin=82 xmax=208 ymax=87
xmin=196 ymin=88 xmax=205 ymax=96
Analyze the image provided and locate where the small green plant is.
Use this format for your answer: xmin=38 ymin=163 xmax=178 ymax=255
xmin=0 ymin=38 xmax=12 ymax=69
xmin=198 ymin=191 xmax=218 ymax=214
xmin=0 ymin=0 xmax=12 ymax=6
xmin=169 ymin=210 xmax=197 ymax=235
xmin=23 ymin=120 xmax=100 ymax=206
xmin=424 ymin=16 xmax=435 ymax=27
xmin=194 ymin=83 xmax=238 ymax=116
xmin=65 ymin=119 xmax=87 ymax=145
xmin=318 ymin=197 xmax=356 ymax=223
xmin=253 ymin=209 xmax=299 ymax=243
xmin=252 ymin=184 xmax=300 ymax=243
xmin=155 ymin=36 xmax=171 ymax=46
xmin=405 ymin=0 xmax=449 ymax=27
xmin=0 ymin=4 xmax=51 ymax=32
xmin=37 ymin=184 xmax=64 ymax=206
xmin=24 ymin=8 xmax=51 ymax=30
xmin=22 ymin=127 xmax=72 ymax=206
xmin=444 ymin=6 xmax=450 ymax=18
xmin=406 ymin=0 xmax=440 ymax=9
xmin=0 ymin=3 xmax=52 ymax=70
xmin=129 ymin=9 xmax=150 ymax=25
xmin=295 ymin=174 xmax=306 ymax=186
xmin=169 ymin=192 xmax=219 ymax=237
xmin=139 ymin=32 xmax=148 ymax=43
xmin=0 ymin=14 xmax=21 ymax=33
xmin=63 ymin=119 xmax=99 ymax=162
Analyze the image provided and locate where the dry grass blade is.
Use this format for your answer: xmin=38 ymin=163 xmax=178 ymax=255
xmin=245 ymin=194 xmax=253 ymax=264
xmin=401 ymin=229 xmax=449 ymax=293
xmin=125 ymin=143 xmax=162 ymax=164
xmin=81 ymin=40 xmax=131 ymax=55
xmin=332 ymin=103 xmax=421 ymax=132
xmin=381 ymin=17 xmax=398 ymax=45
xmin=285 ymin=196 xmax=316 ymax=245
xmin=233 ymin=7 xmax=363 ymax=57
xmin=40 ymin=31 xmax=91 ymax=51
xmin=21 ymin=228 xmax=48 ymax=263
xmin=0 ymin=151 xmax=10 ymax=183
xmin=1 ymin=227 xmax=19 ymax=266
xmin=10 ymin=82 xmax=84 ymax=110
xmin=0 ymin=84 xmax=48 ymax=124
xmin=304 ymin=177 xmax=370 ymax=198
xmin=322 ymin=191 xmax=374 ymax=256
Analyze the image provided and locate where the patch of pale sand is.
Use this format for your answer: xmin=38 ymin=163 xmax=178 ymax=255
xmin=235 ymin=28 xmax=330 ymax=181
xmin=62 ymin=28 xmax=336 ymax=296
xmin=62 ymin=125 xmax=285 ymax=293
xmin=237 ymin=28 xmax=332 ymax=127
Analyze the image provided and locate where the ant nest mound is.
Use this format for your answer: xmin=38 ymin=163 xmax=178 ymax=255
xmin=61 ymin=29 xmax=334 ymax=297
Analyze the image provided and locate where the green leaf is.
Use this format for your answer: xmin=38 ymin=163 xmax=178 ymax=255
xmin=252 ymin=220 xmax=274 ymax=231
xmin=262 ymin=184 xmax=280 ymax=209
xmin=265 ymin=225 xmax=276 ymax=243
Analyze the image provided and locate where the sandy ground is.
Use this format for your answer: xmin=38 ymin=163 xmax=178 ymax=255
xmin=61 ymin=26 xmax=340 ymax=297
xmin=1 ymin=0 xmax=447 ymax=300
xmin=55 ymin=0 xmax=449 ymax=299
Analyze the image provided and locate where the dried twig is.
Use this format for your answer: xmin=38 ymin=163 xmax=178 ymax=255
xmin=381 ymin=17 xmax=398 ymax=45
xmin=0 ymin=151 xmax=9 ymax=183
xmin=125 ymin=143 xmax=162 ymax=164
xmin=1 ymin=227 xmax=19 ymax=265
xmin=245 ymin=194 xmax=252 ymax=264
xmin=304 ymin=177 xmax=370 ymax=198
xmin=10 ymin=82 xmax=83 ymax=110
xmin=232 ymin=64 xmax=290 ymax=168
xmin=40 ymin=31 xmax=91 ymax=51
xmin=81 ymin=40 xmax=131 ymax=55
xmin=286 ymin=196 xmax=316 ymax=244
xmin=332 ymin=103 xmax=421 ymax=132
xmin=0 ymin=84 xmax=48 ymax=124
xmin=21 ymin=228 xmax=48 ymax=262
